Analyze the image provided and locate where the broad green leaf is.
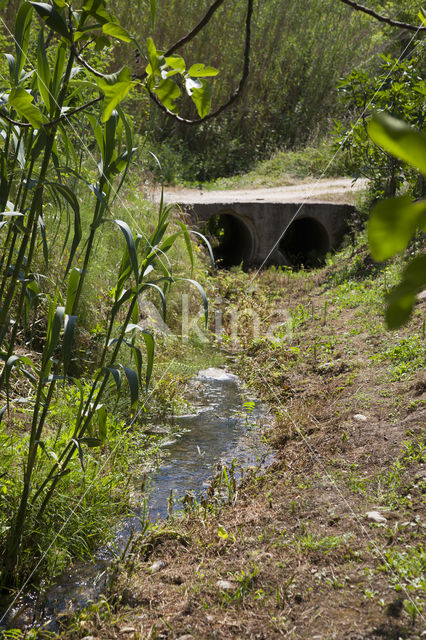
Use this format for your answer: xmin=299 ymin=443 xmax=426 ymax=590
xmin=30 ymin=2 xmax=70 ymax=41
xmin=122 ymin=365 xmax=138 ymax=409
xmin=386 ymin=255 xmax=426 ymax=328
xmin=43 ymin=305 xmax=65 ymax=366
xmin=191 ymin=79 xmax=212 ymax=119
xmin=95 ymin=35 xmax=110 ymax=50
xmin=96 ymin=67 xmax=135 ymax=123
xmin=368 ymin=196 xmax=426 ymax=261
xmin=78 ymin=437 xmax=103 ymax=447
xmin=176 ymin=221 xmax=194 ymax=271
xmin=165 ymin=56 xmax=185 ymax=73
xmin=38 ymin=215 xmax=48 ymax=266
xmin=5 ymin=54 xmax=16 ymax=81
xmin=150 ymin=0 xmax=156 ymax=27
xmin=367 ymin=113 xmax=426 ymax=175
xmin=63 ymin=314 xmax=77 ymax=376
xmin=8 ymin=87 xmax=45 ymax=128
xmin=53 ymin=0 xmax=66 ymax=7
xmin=96 ymin=404 xmax=107 ymax=441
xmin=46 ymin=182 xmax=82 ymax=271
xmin=124 ymin=325 xmax=154 ymax=390
xmin=37 ymin=28 xmax=53 ymax=114
xmin=187 ymin=63 xmax=219 ymax=78
xmin=155 ymin=78 xmax=180 ymax=112
xmin=65 ymin=267 xmax=80 ymax=315
xmin=146 ymin=37 xmax=164 ymax=77
xmin=52 ymin=41 xmax=67 ymax=97
xmin=15 ymin=2 xmax=33 ymax=82
xmin=114 ymin=219 xmax=139 ymax=285
xmin=103 ymin=22 xmax=132 ymax=42
xmin=105 ymin=366 xmax=122 ymax=393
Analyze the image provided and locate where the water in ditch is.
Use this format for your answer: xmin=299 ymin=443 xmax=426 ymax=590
xmin=1 ymin=368 xmax=273 ymax=631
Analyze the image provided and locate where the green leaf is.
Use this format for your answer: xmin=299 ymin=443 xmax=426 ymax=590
xmin=367 ymin=113 xmax=426 ymax=175
xmin=15 ymin=2 xmax=33 ymax=82
xmin=176 ymin=221 xmax=194 ymax=271
xmin=65 ymin=267 xmax=80 ymax=315
xmin=63 ymin=314 xmax=77 ymax=377
xmin=95 ymin=35 xmax=110 ymax=50
xmin=368 ymin=196 xmax=426 ymax=261
xmin=124 ymin=325 xmax=154 ymax=390
xmin=155 ymin=78 xmax=181 ymax=112
xmin=96 ymin=404 xmax=107 ymax=441
xmin=105 ymin=366 xmax=122 ymax=392
xmin=187 ymin=63 xmax=219 ymax=78
xmin=44 ymin=305 xmax=65 ymax=366
xmin=150 ymin=0 xmax=156 ymax=27
xmin=190 ymin=230 xmax=215 ymax=269
xmin=78 ymin=437 xmax=103 ymax=447
xmin=165 ymin=55 xmax=185 ymax=73
xmin=46 ymin=182 xmax=82 ymax=271
xmin=191 ymin=79 xmax=212 ymax=119
xmin=37 ymin=28 xmax=53 ymax=114
xmin=386 ymin=254 xmax=426 ymax=329
xmin=182 ymin=278 xmax=209 ymax=327
xmin=52 ymin=41 xmax=67 ymax=97
xmin=102 ymin=22 xmax=132 ymax=43
xmin=114 ymin=219 xmax=139 ymax=285
xmin=38 ymin=215 xmax=48 ymax=266
xmin=146 ymin=37 xmax=164 ymax=77
xmin=30 ymin=2 xmax=70 ymax=40
xmin=8 ymin=87 xmax=45 ymax=128
xmin=96 ymin=67 xmax=135 ymax=123
xmin=122 ymin=365 xmax=138 ymax=409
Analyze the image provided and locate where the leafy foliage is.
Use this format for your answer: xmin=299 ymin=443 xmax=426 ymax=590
xmin=0 ymin=0 xmax=213 ymax=589
xmin=367 ymin=113 xmax=426 ymax=328
xmin=334 ymin=51 xmax=426 ymax=198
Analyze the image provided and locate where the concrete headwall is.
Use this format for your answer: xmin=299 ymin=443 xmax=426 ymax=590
xmin=178 ymin=200 xmax=354 ymax=267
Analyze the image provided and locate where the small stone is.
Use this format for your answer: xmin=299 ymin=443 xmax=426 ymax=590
xmin=148 ymin=559 xmax=167 ymax=573
xmin=120 ymin=628 xmax=136 ymax=634
xmin=176 ymin=636 xmax=194 ymax=640
xmin=216 ymin=579 xmax=236 ymax=591
xmin=366 ymin=510 xmax=387 ymax=524
xmin=353 ymin=414 xmax=367 ymax=422
xmin=417 ymin=290 xmax=426 ymax=302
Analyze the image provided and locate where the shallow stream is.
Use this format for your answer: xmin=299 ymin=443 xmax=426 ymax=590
xmin=1 ymin=368 xmax=273 ymax=631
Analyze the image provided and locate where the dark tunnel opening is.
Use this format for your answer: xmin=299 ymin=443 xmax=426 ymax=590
xmin=205 ymin=213 xmax=254 ymax=268
xmin=279 ymin=217 xmax=330 ymax=268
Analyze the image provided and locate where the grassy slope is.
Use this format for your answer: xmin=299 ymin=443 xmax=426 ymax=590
xmin=62 ymin=236 xmax=425 ymax=639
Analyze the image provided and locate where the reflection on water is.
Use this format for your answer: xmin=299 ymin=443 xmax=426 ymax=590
xmin=1 ymin=368 xmax=272 ymax=631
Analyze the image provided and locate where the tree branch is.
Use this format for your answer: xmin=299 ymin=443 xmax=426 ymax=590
xmin=338 ymin=0 xmax=426 ymax=32
xmin=148 ymin=0 xmax=253 ymax=125
xmin=164 ymin=0 xmax=227 ymax=57
xmin=0 ymin=96 xmax=103 ymax=130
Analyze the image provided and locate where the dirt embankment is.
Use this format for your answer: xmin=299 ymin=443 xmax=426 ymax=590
xmin=66 ymin=250 xmax=425 ymax=640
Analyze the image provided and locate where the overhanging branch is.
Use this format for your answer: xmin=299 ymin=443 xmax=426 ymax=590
xmin=149 ymin=0 xmax=253 ymax=125
xmin=338 ymin=0 xmax=426 ymax=32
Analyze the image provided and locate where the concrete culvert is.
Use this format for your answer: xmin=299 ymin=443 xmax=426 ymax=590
xmin=279 ymin=217 xmax=330 ymax=268
xmin=205 ymin=212 xmax=254 ymax=268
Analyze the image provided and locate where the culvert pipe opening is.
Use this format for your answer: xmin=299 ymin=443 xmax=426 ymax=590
xmin=279 ymin=217 xmax=330 ymax=268
xmin=204 ymin=213 xmax=254 ymax=268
